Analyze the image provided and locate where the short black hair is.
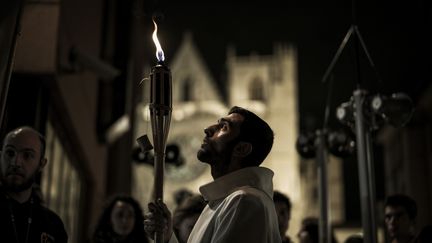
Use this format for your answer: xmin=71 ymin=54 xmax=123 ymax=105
xmin=385 ymin=194 xmax=417 ymax=220
xmin=273 ymin=191 xmax=292 ymax=212
xmin=344 ymin=234 xmax=363 ymax=243
xmin=300 ymin=217 xmax=337 ymax=243
xmin=228 ymin=106 xmax=274 ymax=166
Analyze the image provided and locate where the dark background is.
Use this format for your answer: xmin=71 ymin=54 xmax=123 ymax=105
xmin=1 ymin=1 xmax=430 ymax=239
xmin=143 ymin=0 xmax=431 ymax=131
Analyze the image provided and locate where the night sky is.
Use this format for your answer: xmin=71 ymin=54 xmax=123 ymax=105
xmin=144 ymin=0 xmax=431 ymax=131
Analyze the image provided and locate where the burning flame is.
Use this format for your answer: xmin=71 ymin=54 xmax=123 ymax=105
xmin=152 ymin=19 xmax=165 ymax=62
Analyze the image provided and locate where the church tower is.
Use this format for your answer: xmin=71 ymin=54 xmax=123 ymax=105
xmin=226 ymin=43 xmax=304 ymax=236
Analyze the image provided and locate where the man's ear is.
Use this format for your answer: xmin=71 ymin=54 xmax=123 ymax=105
xmin=39 ymin=158 xmax=47 ymax=171
xmin=233 ymin=142 xmax=252 ymax=158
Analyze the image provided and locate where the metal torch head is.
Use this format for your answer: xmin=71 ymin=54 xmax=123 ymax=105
xmin=150 ymin=63 xmax=172 ymax=116
xmin=149 ymin=62 xmax=172 ymax=153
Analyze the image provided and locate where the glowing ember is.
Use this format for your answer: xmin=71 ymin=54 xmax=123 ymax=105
xmin=152 ymin=19 xmax=165 ymax=62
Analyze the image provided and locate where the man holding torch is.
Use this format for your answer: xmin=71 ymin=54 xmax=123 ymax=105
xmin=144 ymin=106 xmax=281 ymax=243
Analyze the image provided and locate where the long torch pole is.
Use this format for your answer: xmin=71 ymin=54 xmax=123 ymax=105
xmin=148 ymin=18 xmax=172 ymax=243
xmin=150 ymin=62 xmax=172 ymax=243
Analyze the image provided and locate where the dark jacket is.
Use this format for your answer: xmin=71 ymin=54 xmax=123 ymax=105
xmin=0 ymin=189 xmax=68 ymax=243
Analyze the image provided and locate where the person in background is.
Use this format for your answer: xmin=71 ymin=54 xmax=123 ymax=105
xmin=344 ymin=234 xmax=363 ymax=243
xmin=273 ymin=190 xmax=293 ymax=243
xmin=0 ymin=126 xmax=68 ymax=242
xmin=92 ymin=195 xmax=149 ymax=243
xmin=172 ymin=194 xmax=207 ymax=243
xmin=384 ymin=194 xmax=417 ymax=243
xmin=173 ymin=188 xmax=193 ymax=206
xmin=297 ymin=217 xmax=337 ymax=243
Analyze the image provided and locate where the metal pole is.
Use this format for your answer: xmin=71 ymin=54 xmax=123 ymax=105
xmin=353 ymin=89 xmax=377 ymax=243
xmin=150 ymin=111 xmax=169 ymax=243
xmin=321 ymin=26 xmax=354 ymax=84
xmin=365 ymin=129 xmax=378 ymax=238
xmin=316 ymin=130 xmax=330 ymax=243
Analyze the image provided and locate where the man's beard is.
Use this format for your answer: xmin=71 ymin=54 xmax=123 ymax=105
xmin=197 ymin=137 xmax=239 ymax=166
xmin=196 ymin=145 xmax=212 ymax=163
xmin=1 ymin=170 xmax=37 ymax=193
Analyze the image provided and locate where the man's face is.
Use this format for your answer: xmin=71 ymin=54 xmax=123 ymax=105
xmin=0 ymin=129 xmax=44 ymax=192
xmin=385 ymin=205 xmax=414 ymax=239
xmin=275 ymin=201 xmax=291 ymax=238
xmin=197 ymin=113 xmax=244 ymax=164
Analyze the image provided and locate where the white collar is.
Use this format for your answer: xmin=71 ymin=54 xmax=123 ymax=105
xmin=199 ymin=166 xmax=274 ymax=202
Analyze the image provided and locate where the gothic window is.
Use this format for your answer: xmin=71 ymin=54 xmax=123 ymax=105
xmin=249 ymin=77 xmax=265 ymax=101
xmin=181 ymin=78 xmax=193 ymax=102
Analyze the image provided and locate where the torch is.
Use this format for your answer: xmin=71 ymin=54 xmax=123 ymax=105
xmin=137 ymin=19 xmax=172 ymax=243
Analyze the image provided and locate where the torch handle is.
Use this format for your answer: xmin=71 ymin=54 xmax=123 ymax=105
xmin=153 ymin=152 xmax=164 ymax=200
xmin=151 ymin=113 xmax=170 ymax=243
xmin=153 ymin=151 xmax=165 ymax=243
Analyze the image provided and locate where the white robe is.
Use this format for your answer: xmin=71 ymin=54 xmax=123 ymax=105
xmin=171 ymin=166 xmax=281 ymax=243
